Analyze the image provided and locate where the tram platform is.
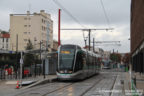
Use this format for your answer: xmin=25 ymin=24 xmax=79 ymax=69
xmin=4 ymin=75 xmax=57 ymax=89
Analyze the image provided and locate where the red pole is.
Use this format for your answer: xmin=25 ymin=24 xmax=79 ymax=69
xmin=58 ymin=9 xmax=61 ymax=46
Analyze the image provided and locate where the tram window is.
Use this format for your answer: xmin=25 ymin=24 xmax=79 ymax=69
xmin=74 ymin=52 xmax=83 ymax=72
xmin=59 ymin=48 xmax=75 ymax=70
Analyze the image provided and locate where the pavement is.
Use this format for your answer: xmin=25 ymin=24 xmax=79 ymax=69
xmin=111 ymin=72 xmax=131 ymax=96
xmin=0 ymin=75 xmax=57 ymax=96
xmin=97 ymin=69 xmax=132 ymax=96
xmin=132 ymin=72 xmax=144 ymax=96
xmin=116 ymin=71 xmax=144 ymax=96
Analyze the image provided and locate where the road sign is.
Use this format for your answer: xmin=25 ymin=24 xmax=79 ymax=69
xmin=20 ymin=59 xmax=23 ymax=64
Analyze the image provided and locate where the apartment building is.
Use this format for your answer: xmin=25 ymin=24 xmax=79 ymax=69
xmin=10 ymin=10 xmax=53 ymax=51
xmin=52 ymin=40 xmax=58 ymax=51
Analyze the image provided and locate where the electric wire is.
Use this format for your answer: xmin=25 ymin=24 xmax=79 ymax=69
xmin=100 ymin=0 xmax=111 ymax=28
xmin=53 ymin=0 xmax=87 ymax=45
xmin=53 ymin=0 xmax=86 ymax=29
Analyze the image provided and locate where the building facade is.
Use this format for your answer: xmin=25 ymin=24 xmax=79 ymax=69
xmin=52 ymin=40 xmax=58 ymax=51
xmin=0 ymin=32 xmax=10 ymax=51
xmin=10 ymin=10 xmax=53 ymax=51
xmin=103 ymin=51 xmax=111 ymax=60
xmin=131 ymin=0 xmax=144 ymax=73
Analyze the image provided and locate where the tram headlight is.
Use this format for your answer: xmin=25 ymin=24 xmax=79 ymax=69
xmin=60 ymin=71 xmax=64 ymax=73
xmin=68 ymin=71 xmax=73 ymax=73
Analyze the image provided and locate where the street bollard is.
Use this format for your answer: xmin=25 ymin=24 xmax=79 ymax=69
xmin=16 ymin=80 xmax=19 ymax=89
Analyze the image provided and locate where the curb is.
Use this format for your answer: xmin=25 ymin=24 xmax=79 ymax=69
xmin=21 ymin=77 xmax=57 ymax=89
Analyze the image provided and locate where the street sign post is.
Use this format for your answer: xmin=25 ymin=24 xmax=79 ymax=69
xmin=20 ymin=52 xmax=23 ymax=88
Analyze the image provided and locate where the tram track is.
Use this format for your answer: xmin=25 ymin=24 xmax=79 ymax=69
xmin=80 ymin=73 xmax=118 ymax=96
xmin=15 ymin=81 xmax=76 ymax=96
xmin=41 ymin=77 xmax=98 ymax=96
xmin=14 ymin=71 xmax=118 ymax=96
xmin=41 ymin=82 xmax=75 ymax=96
xmin=80 ymin=77 xmax=104 ymax=96
xmin=40 ymin=74 xmax=102 ymax=96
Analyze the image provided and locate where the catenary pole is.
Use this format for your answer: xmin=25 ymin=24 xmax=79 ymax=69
xmin=16 ymin=34 xmax=18 ymax=79
xmin=58 ymin=9 xmax=61 ymax=46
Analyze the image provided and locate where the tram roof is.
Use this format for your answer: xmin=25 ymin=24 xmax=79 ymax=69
xmin=59 ymin=44 xmax=102 ymax=57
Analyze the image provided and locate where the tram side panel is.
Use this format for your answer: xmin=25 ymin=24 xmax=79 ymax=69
xmin=81 ymin=52 xmax=88 ymax=78
xmin=74 ymin=51 xmax=85 ymax=79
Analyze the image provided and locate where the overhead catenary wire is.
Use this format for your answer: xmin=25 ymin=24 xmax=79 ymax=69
xmin=100 ymin=0 xmax=111 ymax=29
xmin=53 ymin=0 xmax=86 ymax=28
xmin=52 ymin=0 xmax=87 ymax=43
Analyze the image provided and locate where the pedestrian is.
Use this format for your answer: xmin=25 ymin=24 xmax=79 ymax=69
xmin=101 ymin=62 xmax=104 ymax=70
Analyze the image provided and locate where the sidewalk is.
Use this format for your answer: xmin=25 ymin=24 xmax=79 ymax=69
xmin=124 ymin=72 xmax=144 ymax=96
xmin=133 ymin=73 xmax=144 ymax=96
xmin=0 ymin=75 xmax=57 ymax=96
xmin=111 ymin=72 xmax=131 ymax=96
xmin=21 ymin=75 xmax=57 ymax=89
xmin=5 ymin=75 xmax=57 ymax=85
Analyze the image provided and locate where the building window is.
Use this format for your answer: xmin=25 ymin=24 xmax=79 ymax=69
xmin=24 ymin=32 xmax=27 ymax=34
xmin=42 ymin=26 xmax=47 ymax=31
xmin=42 ymin=19 xmax=46 ymax=24
xmin=42 ymin=19 xmax=43 ymax=23
xmin=24 ymin=18 xmax=27 ymax=20
xmin=6 ymin=44 xmax=8 ymax=49
xmin=24 ymin=25 xmax=31 ymax=27
xmin=24 ymin=39 xmax=28 ymax=42
xmin=24 ymin=17 xmax=31 ymax=20
xmin=2 ymin=38 xmax=4 ymax=42
xmin=6 ymin=38 xmax=8 ymax=42
xmin=42 ymin=26 xmax=43 ymax=30
xmin=44 ymin=27 xmax=45 ymax=31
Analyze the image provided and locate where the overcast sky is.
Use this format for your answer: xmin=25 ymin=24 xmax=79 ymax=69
xmin=0 ymin=0 xmax=131 ymax=53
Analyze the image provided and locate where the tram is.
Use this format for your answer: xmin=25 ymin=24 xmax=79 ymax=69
xmin=56 ymin=44 xmax=101 ymax=80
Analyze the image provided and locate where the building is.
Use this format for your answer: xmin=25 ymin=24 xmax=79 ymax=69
xmin=103 ymin=51 xmax=111 ymax=60
xmin=94 ymin=48 xmax=104 ymax=57
xmin=83 ymin=46 xmax=104 ymax=57
xmin=10 ymin=10 xmax=53 ymax=51
xmin=131 ymin=0 xmax=144 ymax=73
xmin=83 ymin=45 xmax=93 ymax=51
xmin=0 ymin=32 xmax=10 ymax=51
xmin=52 ymin=40 xmax=58 ymax=51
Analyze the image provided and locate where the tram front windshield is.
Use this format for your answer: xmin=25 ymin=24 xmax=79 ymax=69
xmin=59 ymin=47 xmax=75 ymax=70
